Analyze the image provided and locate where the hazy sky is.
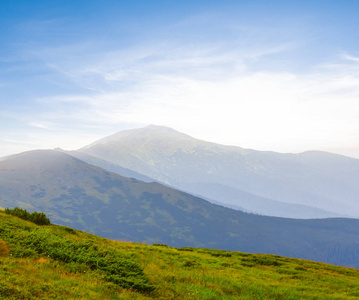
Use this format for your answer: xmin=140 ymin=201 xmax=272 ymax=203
xmin=1 ymin=0 xmax=359 ymax=158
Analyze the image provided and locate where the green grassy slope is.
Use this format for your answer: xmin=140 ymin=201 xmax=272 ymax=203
xmin=1 ymin=211 xmax=359 ymax=299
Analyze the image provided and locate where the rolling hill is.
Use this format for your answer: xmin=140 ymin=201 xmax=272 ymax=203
xmin=1 ymin=150 xmax=359 ymax=268
xmin=79 ymin=125 xmax=359 ymax=219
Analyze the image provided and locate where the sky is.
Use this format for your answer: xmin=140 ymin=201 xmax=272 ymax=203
xmin=1 ymin=0 xmax=359 ymax=158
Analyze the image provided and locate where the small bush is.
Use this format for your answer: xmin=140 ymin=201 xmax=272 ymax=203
xmin=62 ymin=227 xmax=77 ymax=235
xmin=211 ymin=252 xmax=232 ymax=257
xmin=0 ymin=238 xmax=10 ymax=257
xmin=183 ymin=260 xmax=199 ymax=268
xmin=178 ymin=247 xmax=194 ymax=252
xmin=4 ymin=207 xmax=50 ymax=226
xmin=153 ymin=243 xmax=169 ymax=247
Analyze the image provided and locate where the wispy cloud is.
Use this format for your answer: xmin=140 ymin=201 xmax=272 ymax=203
xmin=27 ymin=45 xmax=359 ymax=157
xmin=342 ymin=53 xmax=359 ymax=63
xmin=28 ymin=122 xmax=54 ymax=130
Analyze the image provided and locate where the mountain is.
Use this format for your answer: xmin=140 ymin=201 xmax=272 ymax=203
xmin=1 ymin=149 xmax=359 ymax=267
xmin=71 ymin=149 xmax=341 ymax=219
xmin=79 ymin=125 xmax=359 ymax=218
xmin=58 ymin=149 xmax=155 ymax=183
xmin=3 ymin=211 xmax=359 ymax=299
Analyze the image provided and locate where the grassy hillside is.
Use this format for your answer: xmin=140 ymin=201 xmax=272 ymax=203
xmin=1 ymin=211 xmax=359 ymax=299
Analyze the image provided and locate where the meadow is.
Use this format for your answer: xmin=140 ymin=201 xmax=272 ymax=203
xmin=1 ymin=209 xmax=359 ymax=299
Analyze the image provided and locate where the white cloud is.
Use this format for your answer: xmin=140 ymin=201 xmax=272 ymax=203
xmin=3 ymin=20 xmax=359 ymax=158
xmin=31 ymin=51 xmax=359 ymax=158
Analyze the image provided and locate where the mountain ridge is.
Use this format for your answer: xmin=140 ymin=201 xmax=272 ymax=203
xmin=79 ymin=125 xmax=359 ymax=218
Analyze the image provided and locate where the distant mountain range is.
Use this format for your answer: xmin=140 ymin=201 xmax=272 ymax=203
xmin=78 ymin=125 xmax=359 ymax=219
xmin=1 ymin=149 xmax=359 ymax=268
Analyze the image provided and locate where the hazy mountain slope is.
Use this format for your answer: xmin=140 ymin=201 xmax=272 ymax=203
xmin=1 ymin=150 xmax=359 ymax=267
xmin=190 ymin=182 xmax=343 ymax=218
xmin=79 ymin=125 xmax=359 ymax=218
xmin=66 ymin=151 xmax=340 ymax=218
xmin=59 ymin=149 xmax=155 ymax=183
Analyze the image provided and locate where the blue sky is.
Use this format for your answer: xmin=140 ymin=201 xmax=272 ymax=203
xmin=1 ymin=0 xmax=359 ymax=158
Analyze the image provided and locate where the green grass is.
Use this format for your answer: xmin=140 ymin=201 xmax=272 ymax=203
xmin=1 ymin=210 xmax=359 ymax=299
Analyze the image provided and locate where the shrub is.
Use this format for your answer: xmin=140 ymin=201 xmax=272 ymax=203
xmin=62 ymin=227 xmax=77 ymax=234
xmin=4 ymin=207 xmax=50 ymax=226
xmin=153 ymin=243 xmax=169 ymax=247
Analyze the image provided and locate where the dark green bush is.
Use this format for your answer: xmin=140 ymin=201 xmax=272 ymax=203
xmin=4 ymin=207 xmax=50 ymax=226
xmin=62 ymin=227 xmax=77 ymax=234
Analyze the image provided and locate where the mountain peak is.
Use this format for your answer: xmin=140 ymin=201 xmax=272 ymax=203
xmin=80 ymin=125 xmax=196 ymax=152
xmin=134 ymin=125 xmax=193 ymax=138
xmin=145 ymin=124 xmax=177 ymax=131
